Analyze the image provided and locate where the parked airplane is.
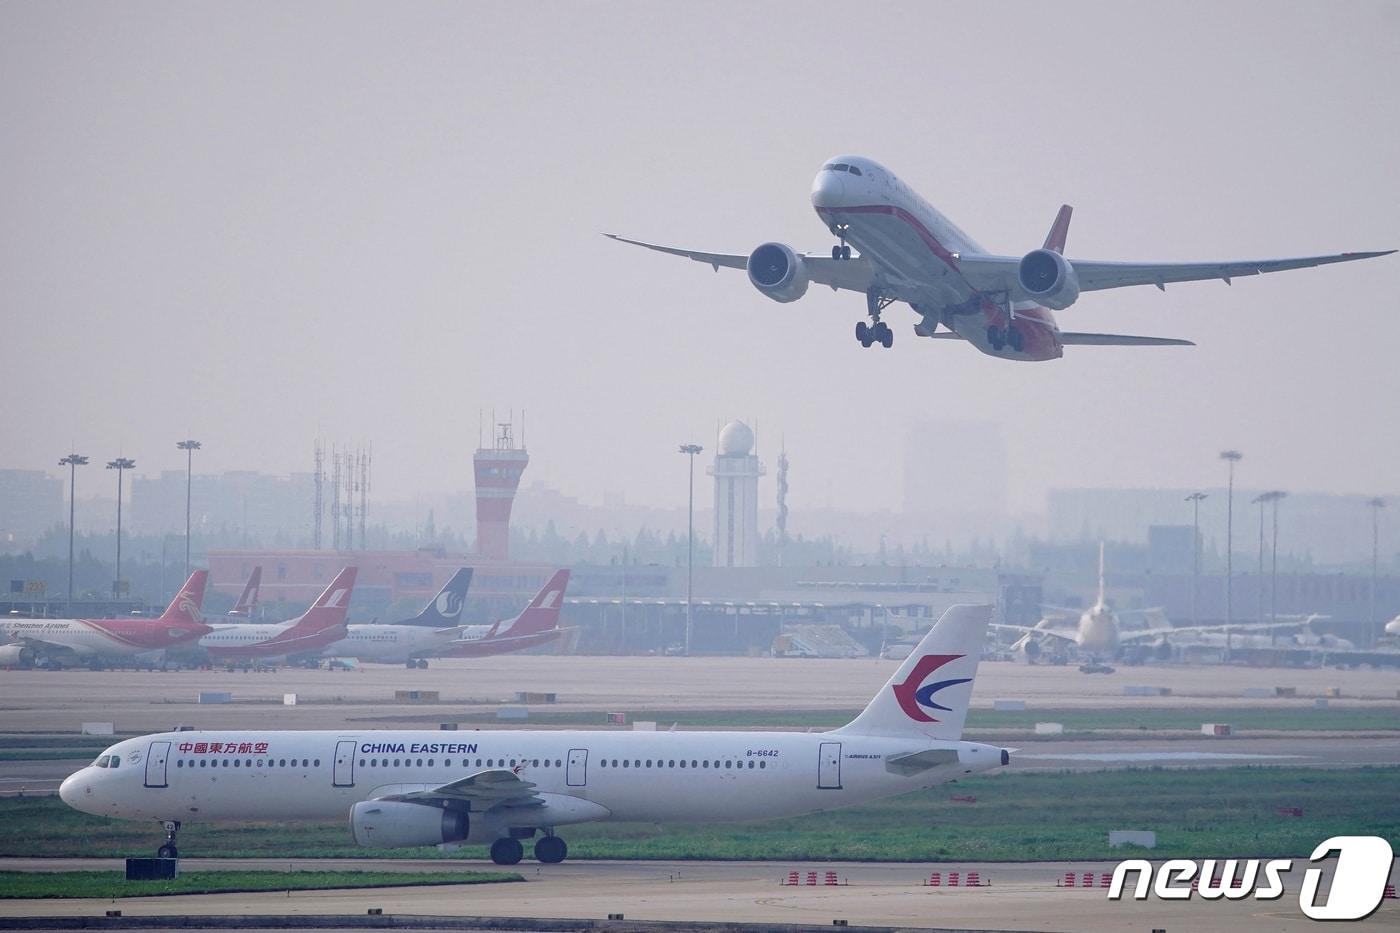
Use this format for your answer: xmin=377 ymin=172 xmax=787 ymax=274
xmin=315 ymin=569 xmax=473 ymax=668
xmin=609 ymin=156 xmax=1393 ymax=359
xmin=195 ymin=568 xmax=357 ymax=664
xmin=60 ymin=604 xmax=1006 ymax=865
xmin=441 ymin=570 xmax=571 ymax=658
xmin=0 ymin=572 xmax=211 ymax=669
xmin=227 ymin=567 xmax=262 ymax=619
xmin=1386 ymin=615 xmax=1400 ymax=637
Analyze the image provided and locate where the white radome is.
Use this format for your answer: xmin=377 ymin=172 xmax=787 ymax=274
xmin=718 ymin=421 xmax=754 ymax=456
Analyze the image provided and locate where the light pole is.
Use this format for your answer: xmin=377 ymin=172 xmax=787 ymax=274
xmin=1219 ymin=450 xmax=1243 ymax=627
xmin=678 ymin=443 xmax=703 ymax=656
xmin=176 ymin=440 xmax=201 ymax=579
xmin=1267 ymin=491 xmax=1287 ymax=625
xmin=1251 ymin=493 xmax=1268 ymax=624
xmin=1186 ymin=492 xmax=1207 ymax=626
xmin=1368 ymin=498 xmax=1386 ymax=628
xmin=59 ymin=453 xmax=89 ymax=614
xmin=106 ymin=457 xmax=135 ymax=598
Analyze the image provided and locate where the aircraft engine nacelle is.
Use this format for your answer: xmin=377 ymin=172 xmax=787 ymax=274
xmin=747 ymin=242 xmax=810 ymax=303
xmin=1017 ymin=248 xmax=1081 ymax=310
xmin=0 ymin=644 xmax=33 ymax=667
xmin=350 ymin=800 xmax=469 ymax=848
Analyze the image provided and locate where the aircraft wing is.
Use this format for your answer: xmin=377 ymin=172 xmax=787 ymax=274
xmin=377 ymin=768 xmax=543 ymax=811
xmin=605 ymin=234 xmax=879 ymax=293
xmin=3 ymin=634 xmax=80 ymax=660
xmin=955 ymin=250 xmax=1394 ymax=299
xmin=1059 ymin=332 xmax=1194 ymax=346
xmin=989 ymin=622 xmax=1078 ymax=645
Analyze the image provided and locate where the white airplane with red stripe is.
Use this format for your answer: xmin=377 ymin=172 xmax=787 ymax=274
xmin=609 ymin=156 xmax=1393 ymax=360
xmin=0 ymin=572 xmax=211 ymax=669
xmin=60 ymin=604 xmax=1006 ymax=866
xmin=195 ymin=567 xmax=357 ymax=664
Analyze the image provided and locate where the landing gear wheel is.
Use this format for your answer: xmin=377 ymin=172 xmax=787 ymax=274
xmin=841 ymin=244 xmax=851 ymax=260
xmin=877 ymin=322 xmax=893 ymax=348
xmin=831 ymin=245 xmax=842 ymax=260
xmin=855 ymin=321 xmax=871 ymax=347
xmin=534 ymin=835 xmax=568 ymax=864
xmin=987 ymin=325 xmax=1005 ymax=351
xmin=490 ymin=837 xmax=524 ymax=865
xmin=157 ymin=820 xmax=181 ymax=859
xmin=157 ymin=844 xmax=178 ymax=859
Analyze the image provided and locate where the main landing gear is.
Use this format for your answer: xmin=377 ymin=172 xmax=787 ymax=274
xmin=406 ymin=658 xmax=429 ymax=669
xmin=857 ymin=289 xmax=895 ymax=348
xmin=156 ymin=820 xmax=180 ymax=859
xmin=986 ymin=323 xmax=1024 ymax=353
xmin=490 ymin=832 xmax=569 ymax=865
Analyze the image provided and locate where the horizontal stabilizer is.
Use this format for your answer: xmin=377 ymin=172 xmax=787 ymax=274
xmin=1058 ymin=332 xmax=1194 ymax=347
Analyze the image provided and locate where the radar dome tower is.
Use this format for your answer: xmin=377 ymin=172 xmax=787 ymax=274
xmin=709 ymin=420 xmax=765 ymax=567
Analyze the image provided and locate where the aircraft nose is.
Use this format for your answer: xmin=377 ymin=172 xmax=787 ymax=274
xmin=58 ymin=771 xmax=85 ymax=808
xmin=811 ymin=169 xmax=846 ymax=209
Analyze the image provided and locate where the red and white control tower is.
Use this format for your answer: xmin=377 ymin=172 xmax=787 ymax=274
xmin=473 ymin=419 xmax=529 ymax=561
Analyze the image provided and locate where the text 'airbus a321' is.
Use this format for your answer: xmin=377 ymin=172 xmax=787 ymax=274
xmin=609 ymin=156 xmax=1393 ymax=360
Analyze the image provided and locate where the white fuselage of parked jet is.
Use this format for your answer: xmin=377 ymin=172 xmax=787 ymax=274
xmin=318 ymin=624 xmax=463 ymax=664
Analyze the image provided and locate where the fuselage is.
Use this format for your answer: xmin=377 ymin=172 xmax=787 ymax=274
xmin=811 ymin=156 xmax=1064 ymax=361
xmin=319 ymin=624 xmax=462 ymax=664
xmin=0 ymin=617 xmax=209 ymax=661
xmin=198 ymin=620 xmax=348 ymax=663
xmin=61 ymin=728 xmax=1004 ymax=827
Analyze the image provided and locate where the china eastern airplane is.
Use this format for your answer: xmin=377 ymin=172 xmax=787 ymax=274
xmin=194 ymin=567 xmax=357 ymax=664
xmin=0 ymin=572 xmax=210 ymax=669
xmin=60 ymin=603 xmax=1004 ymax=865
xmin=441 ymin=569 xmax=571 ymax=658
xmin=313 ymin=568 xmax=473 ymax=668
xmin=609 ymin=156 xmax=1394 ymax=359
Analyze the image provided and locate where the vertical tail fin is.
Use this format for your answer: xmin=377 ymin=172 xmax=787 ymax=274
xmin=494 ymin=570 xmax=570 ymax=637
xmin=231 ymin=567 xmax=262 ymax=617
xmin=407 ymin=568 xmax=473 ymax=626
xmin=1043 ymin=204 xmax=1073 ymax=254
xmin=286 ymin=567 xmax=357 ymax=634
xmin=836 ymin=604 xmax=991 ymax=740
xmin=159 ymin=571 xmax=208 ymax=625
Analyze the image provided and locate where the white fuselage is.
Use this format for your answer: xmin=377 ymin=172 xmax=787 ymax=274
xmin=62 ymin=728 xmax=1003 ymax=828
xmin=319 ymin=624 xmax=461 ymax=663
xmin=812 ymin=157 xmax=1063 ymax=360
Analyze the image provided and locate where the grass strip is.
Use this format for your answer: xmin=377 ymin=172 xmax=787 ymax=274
xmin=0 ymin=869 xmax=520 ymax=899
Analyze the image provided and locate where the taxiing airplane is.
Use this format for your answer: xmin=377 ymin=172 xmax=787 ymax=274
xmin=610 ymin=156 xmax=1393 ymax=360
xmin=0 ymin=572 xmax=211 ymax=669
xmin=315 ymin=568 xmax=473 ymax=668
xmin=60 ymin=604 xmax=1006 ymax=865
xmin=195 ymin=567 xmax=357 ymax=664
xmin=227 ymin=567 xmax=262 ymax=619
xmin=441 ymin=570 xmax=571 ymax=658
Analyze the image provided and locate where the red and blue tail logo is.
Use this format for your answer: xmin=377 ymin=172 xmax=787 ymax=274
xmin=891 ymin=654 xmax=971 ymax=723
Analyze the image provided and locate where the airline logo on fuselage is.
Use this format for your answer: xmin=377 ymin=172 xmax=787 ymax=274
xmin=891 ymin=654 xmax=971 ymax=723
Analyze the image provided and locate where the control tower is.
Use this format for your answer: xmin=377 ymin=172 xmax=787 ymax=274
xmin=473 ymin=418 xmax=529 ymax=561
xmin=708 ymin=420 xmax=765 ymax=568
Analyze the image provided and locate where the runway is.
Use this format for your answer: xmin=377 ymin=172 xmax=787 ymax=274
xmin=0 ymin=857 xmax=1395 ymax=931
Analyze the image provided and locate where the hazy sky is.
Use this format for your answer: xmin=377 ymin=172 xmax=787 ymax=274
xmin=2 ymin=1 xmax=1397 ymax=516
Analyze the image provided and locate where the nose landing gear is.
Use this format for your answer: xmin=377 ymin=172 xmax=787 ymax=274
xmin=156 ymin=820 xmax=180 ymax=859
xmin=829 ymin=224 xmax=852 ymax=260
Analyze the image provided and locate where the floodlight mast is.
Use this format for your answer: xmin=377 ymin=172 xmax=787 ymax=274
xmin=176 ymin=440 xmax=201 ymax=579
xmin=106 ymin=457 xmax=136 ymax=598
xmin=59 ymin=453 xmax=89 ymax=614
xmin=678 ymin=443 xmax=703 ymax=656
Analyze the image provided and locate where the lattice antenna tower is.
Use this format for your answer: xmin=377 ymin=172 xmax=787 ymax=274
xmin=312 ymin=440 xmax=325 ymax=549
xmin=330 ymin=446 xmax=342 ymax=550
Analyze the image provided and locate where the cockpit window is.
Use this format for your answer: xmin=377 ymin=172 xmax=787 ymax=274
xmin=847 ymin=165 xmax=862 ymax=176
xmin=110 ymin=756 xmax=120 ymax=768
xmin=94 ymin=755 xmax=112 ymax=768
xmin=822 ymin=162 xmax=862 ymax=176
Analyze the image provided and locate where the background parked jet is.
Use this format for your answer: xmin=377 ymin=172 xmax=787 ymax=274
xmin=315 ymin=568 xmax=473 ymax=668
xmin=196 ymin=567 xmax=357 ymax=665
xmin=611 ymin=155 xmax=1392 ymax=359
xmin=227 ymin=567 xmax=261 ymax=619
xmin=0 ymin=571 xmax=210 ymax=669
xmin=443 ymin=570 xmax=571 ymax=658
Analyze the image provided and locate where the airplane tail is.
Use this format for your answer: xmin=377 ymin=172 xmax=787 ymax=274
xmin=402 ymin=568 xmax=473 ymax=627
xmin=493 ymin=570 xmax=570 ymax=638
xmin=158 ymin=571 xmax=208 ymax=625
xmin=285 ymin=567 xmax=357 ymax=635
xmin=231 ymin=567 xmax=262 ymax=617
xmin=1043 ymin=204 xmax=1073 ymax=254
xmin=835 ymin=604 xmax=991 ymax=741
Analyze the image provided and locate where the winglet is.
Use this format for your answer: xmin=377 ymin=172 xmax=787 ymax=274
xmin=1043 ymin=205 xmax=1073 ymax=254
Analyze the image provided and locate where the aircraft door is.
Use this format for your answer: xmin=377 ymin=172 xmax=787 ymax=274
xmin=143 ymin=741 xmax=170 ymax=788
xmin=566 ymin=748 xmax=587 ymax=787
xmin=332 ymin=740 xmax=356 ymax=787
xmin=817 ymin=741 xmax=842 ymax=790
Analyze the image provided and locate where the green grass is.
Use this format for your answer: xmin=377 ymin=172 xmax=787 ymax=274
xmin=0 ymin=869 xmax=519 ymax=899
xmin=9 ymin=766 xmax=1397 ymax=862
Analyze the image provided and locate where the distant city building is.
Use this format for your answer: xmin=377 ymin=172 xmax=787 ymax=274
xmin=708 ymin=421 xmax=765 ymax=568
xmin=474 ymin=420 xmax=528 ymax=561
xmin=0 ymin=470 xmax=63 ymax=550
xmin=1147 ymin=525 xmax=1195 ymax=574
xmin=129 ymin=470 xmax=316 ymax=543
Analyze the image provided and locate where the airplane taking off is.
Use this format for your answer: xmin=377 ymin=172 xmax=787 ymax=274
xmin=196 ymin=567 xmax=357 ymax=664
xmin=60 ymin=604 xmax=1007 ymax=865
xmin=315 ymin=568 xmax=474 ymax=668
xmin=227 ymin=567 xmax=262 ymax=619
xmin=609 ymin=156 xmax=1393 ymax=360
xmin=0 ymin=572 xmax=211 ymax=669
xmin=441 ymin=570 xmax=572 ymax=659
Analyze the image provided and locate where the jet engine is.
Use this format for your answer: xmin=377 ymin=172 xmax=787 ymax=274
xmin=1017 ymin=249 xmax=1080 ymax=309
xmin=747 ymin=242 xmax=809 ymax=303
xmin=350 ymin=800 xmax=469 ymax=848
xmin=0 ymin=644 xmax=33 ymax=667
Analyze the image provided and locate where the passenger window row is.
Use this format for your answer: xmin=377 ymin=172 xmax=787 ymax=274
xmin=175 ymin=758 xmax=318 ymax=769
xmin=598 ymin=758 xmax=764 ymax=770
